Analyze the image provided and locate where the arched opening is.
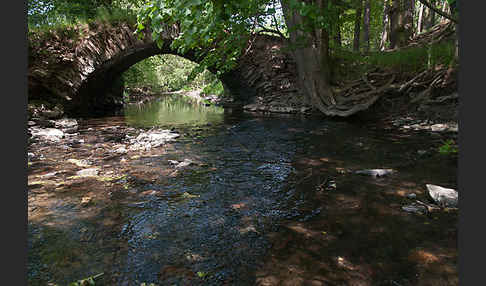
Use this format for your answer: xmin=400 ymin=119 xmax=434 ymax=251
xmin=119 ymin=54 xmax=227 ymax=127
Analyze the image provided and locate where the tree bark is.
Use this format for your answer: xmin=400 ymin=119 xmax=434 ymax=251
xmin=353 ymin=0 xmax=363 ymax=52
xmin=362 ymin=0 xmax=371 ymax=53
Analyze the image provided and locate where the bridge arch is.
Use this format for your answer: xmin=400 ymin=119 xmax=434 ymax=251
xmin=28 ymin=22 xmax=303 ymax=116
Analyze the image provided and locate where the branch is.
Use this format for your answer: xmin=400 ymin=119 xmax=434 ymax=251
xmin=256 ymin=24 xmax=287 ymax=39
xmin=416 ymin=0 xmax=457 ymax=24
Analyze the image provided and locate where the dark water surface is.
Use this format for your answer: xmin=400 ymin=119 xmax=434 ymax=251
xmin=28 ymin=95 xmax=457 ymax=285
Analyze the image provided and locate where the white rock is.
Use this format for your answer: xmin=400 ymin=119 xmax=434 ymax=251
xmin=355 ymin=169 xmax=395 ymax=177
xmin=30 ymin=127 xmax=64 ymax=141
xmin=176 ymin=159 xmax=193 ymax=168
xmin=114 ymin=146 xmax=128 ymax=154
xmin=430 ymin=124 xmax=448 ymax=132
xmin=76 ymin=168 xmax=99 ymax=177
xmin=426 ymin=184 xmax=458 ymax=207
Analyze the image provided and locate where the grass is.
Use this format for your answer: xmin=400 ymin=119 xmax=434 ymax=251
xmin=366 ymin=41 xmax=456 ymax=72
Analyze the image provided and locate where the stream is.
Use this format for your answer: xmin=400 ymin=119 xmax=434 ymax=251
xmin=28 ymin=93 xmax=458 ymax=285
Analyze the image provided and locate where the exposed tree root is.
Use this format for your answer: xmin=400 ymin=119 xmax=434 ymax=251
xmin=319 ymin=70 xmax=396 ymax=117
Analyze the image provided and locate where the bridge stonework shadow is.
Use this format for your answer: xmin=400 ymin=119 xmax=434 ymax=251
xmin=28 ymin=21 xmax=304 ymax=116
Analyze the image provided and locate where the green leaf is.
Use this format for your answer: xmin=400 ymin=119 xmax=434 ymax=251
xmin=197 ymin=271 xmax=208 ymax=278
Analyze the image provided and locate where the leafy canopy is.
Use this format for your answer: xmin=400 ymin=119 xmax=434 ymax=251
xmin=137 ymin=0 xmax=278 ymax=74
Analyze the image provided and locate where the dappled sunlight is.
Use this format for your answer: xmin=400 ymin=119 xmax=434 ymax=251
xmin=28 ymin=106 xmax=457 ymax=285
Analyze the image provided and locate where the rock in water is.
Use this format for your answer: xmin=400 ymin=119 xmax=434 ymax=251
xmin=176 ymin=159 xmax=193 ymax=168
xmin=402 ymin=203 xmax=427 ymax=214
xmin=355 ymin=169 xmax=395 ymax=177
xmin=29 ymin=127 xmax=65 ymax=142
xmin=76 ymin=168 xmax=99 ymax=177
xmin=426 ymin=184 xmax=458 ymax=207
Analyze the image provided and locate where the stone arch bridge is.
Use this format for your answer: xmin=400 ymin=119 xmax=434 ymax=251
xmin=28 ymin=21 xmax=305 ymax=116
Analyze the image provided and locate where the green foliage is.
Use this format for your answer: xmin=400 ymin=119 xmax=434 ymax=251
xmin=201 ymin=80 xmax=224 ymax=97
xmin=438 ymin=139 xmax=458 ymax=155
xmin=334 ymin=40 xmax=456 ymax=77
xmin=137 ymin=0 xmax=282 ymax=74
xmin=122 ymin=54 xmax=223 ymax=94
xmin=367 ymin=41 xmax=456 ymax=72
xmin=28 ymin=0 xmax=138 ymax=30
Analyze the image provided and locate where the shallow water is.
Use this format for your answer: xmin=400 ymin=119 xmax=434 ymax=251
xmin=28 ymin=94 xmax=457 ymax=285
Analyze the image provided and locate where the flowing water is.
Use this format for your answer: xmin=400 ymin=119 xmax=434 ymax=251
xmin=28 ymin=94 xmax=458 ymax=285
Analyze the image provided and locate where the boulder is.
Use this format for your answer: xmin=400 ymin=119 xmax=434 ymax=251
xmin=426 ymin=184 xmax=458 ymax=207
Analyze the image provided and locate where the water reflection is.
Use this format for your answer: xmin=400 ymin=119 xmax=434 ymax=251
xmin=124 ymin=93 xmax=225 ymax=128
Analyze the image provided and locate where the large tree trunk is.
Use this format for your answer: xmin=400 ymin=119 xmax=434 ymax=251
xmin=362 ymin=0 xmax=371 ymax=53
xmin=380 ymin=1 xmax=390 ymax=51
xmin=353 ymin=0 xmax=363 ymax=52
xmin=281 ymin=0 xmax=336 ymax=113
xmin=280 ymin=0 xmax=395 ymax=117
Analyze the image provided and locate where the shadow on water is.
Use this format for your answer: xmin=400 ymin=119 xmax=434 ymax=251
xmin=28 ymin=94 xmax=457 ymax=285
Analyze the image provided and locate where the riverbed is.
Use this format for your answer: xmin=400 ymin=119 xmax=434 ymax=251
xmin=28 ymin=93 xmax=458 ymax=285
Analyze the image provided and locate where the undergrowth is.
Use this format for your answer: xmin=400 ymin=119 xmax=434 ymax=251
xmin=28 ymin=6 xmax=137 ymax=39
xmin=333 ymin=40 xmax=457 ymax=82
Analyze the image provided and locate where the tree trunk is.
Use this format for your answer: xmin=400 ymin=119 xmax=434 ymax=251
xmin=362 ymin=0 xmax=371 ymax=53
xmin=335 ymin=27 xmax=342 ymax=48
xmin=380 ymin=1 xmax=390 ymax=51
xmin=389 ymin=0 xmax=400 ymax=49
xmin=402 ymin=0 xmax=414 ymax=45
xmin=353 ymin=0 xmax=363 ymax=52
xmin=424 ymin=4 xmax=436 ymax=30
xmin=417 ymin=2 xmax=424 ymax=34
xmin=280 ymin=0 xmax=394 ymax=116
xmin=390 ymin=0 xmax=414 ymax=48
xmin=281 ymin=0 xmax=336 ymax=113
